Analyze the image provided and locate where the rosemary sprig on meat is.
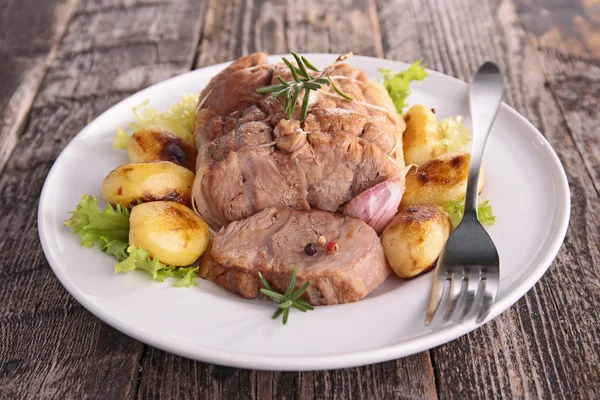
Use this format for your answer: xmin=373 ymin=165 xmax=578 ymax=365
xmin=257 ymin=267 xmax=314 ymax=325
xmin=256 ymin=52 xmax=353 ymax=121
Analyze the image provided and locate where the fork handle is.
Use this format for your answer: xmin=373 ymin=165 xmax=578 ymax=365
xmin=465 ymin=62 xmax=505 ymax=217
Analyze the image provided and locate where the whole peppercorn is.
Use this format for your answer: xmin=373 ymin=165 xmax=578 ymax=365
xmin=327 ymin=241 xmax=339 ymax=255
xmin=304 ymin=243 xmax=318 ymax=256
xmin=317 ymin=235 xmax=327 ymax=246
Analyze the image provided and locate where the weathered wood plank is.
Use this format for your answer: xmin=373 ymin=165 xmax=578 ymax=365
xmin=0 ymin=0 xmax=205 ymax=398
xmin=4 ymin=0 xmax=597 ymax=398
xmin=137 ymin=348 xmax=438 ymax=400
xmin=0 ymin=0 xmax=78 ymax=175
xmin=137 ymin=1 xmax=438 ymax=399
xmin=196 ymin=0 xmax=384 ymax=67
xmin=377 ymin=0 xmax=600 ymax=398
xmin=515 ymin=0 xmax=600 ymax=58
xmin=515 ymin=0 xmax=600 ymax=194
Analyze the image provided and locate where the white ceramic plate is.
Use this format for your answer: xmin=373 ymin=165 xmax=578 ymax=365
xmin=38 ymin=55 xmax=570 ymax=371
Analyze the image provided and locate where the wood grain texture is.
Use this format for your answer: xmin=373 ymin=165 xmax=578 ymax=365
xmin=1 ymin=0 xmax=598 ymax=398
xmin=137 ymin=1 xmax=438 ymax=399
xmin=516 ymin=0 xmax=600 ymax=194
xmin=377 ymin=0 xmax=600 ymax=398
xmin=137 ymin=347 xmax=437 ymax=400
xmin=0 ymin=0 xmax=78 ymax=175
xmin=196 ymin=0 xmax=384 ymax=68
xmin=0 ymin=0 xmax=205 ymax=398
xmin=516 ymin=0 xmax=600 ymax=58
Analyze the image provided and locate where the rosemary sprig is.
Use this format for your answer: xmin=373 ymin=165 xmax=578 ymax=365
xmin=256 ymin=52 xmax=353 ymax=121
xmin=257 ymin=267 xmax=314 ymax=325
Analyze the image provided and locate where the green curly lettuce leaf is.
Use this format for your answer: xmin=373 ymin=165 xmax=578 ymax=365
xmin=379 ymin=60 xmax=428 ymax=115
xmin=173 ymin=267 xmax=199 ymax=288
xmin=66 ymin=195 xmax=200 ymax=287
xmin=114 ymin=93 xmax=198 ymax=148
xmin=443 ymin=199 xmax=496 ymax=230
xmin=115 ymin=245 xmax=168 ymax=278
xmin=476 ymin=200 xmax=497 ymax=227
xmin=115 ymin=245 xmax=199 ymax=287
xmin=440 ymin=115 xmax=472 ymax=153
xmin=64 ymin=194 xmax=130 ymax=260
xmin=103 ymin=239 xmax=130 ymax=261
xmin=114 ymin=127 xmax=131 ymax=150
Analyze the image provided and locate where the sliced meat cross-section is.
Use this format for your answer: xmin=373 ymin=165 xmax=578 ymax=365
xmin=199 ymin=206 xmax=391 ymax=306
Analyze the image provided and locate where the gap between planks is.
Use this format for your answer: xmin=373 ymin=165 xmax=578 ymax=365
xmin=511 ymin=0 xmax=600 ymax=198
xmin=0 ymin=0 xmax=79 ymax=177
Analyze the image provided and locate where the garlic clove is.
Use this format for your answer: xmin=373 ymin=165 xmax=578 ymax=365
xmin=344 ymin=165 xmax=414 ymax=235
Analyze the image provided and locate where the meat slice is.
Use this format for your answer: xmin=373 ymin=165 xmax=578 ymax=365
xmin=193 ymin=53 xmax=406 ymax=228
xmin=198 ymin=207 xmax=390 ymax=305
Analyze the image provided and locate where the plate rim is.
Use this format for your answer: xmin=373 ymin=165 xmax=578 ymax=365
xmin=38 ymin=54 xmax=571 ymax=370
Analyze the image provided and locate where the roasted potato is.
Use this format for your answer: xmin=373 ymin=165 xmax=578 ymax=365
xmin=403 ymin=105 xmax=446 ymax=166
xmin=382 ymin=204 xmax=451 ymax=278
xmin=128 ymin=127 xmax=197 ymax=171
xmin=102 ymin=161 xmax=195 ymax=207
xmin=400 ymin=153 xmax=484 ymax=207
xmin=129 ymin=201 xmax=210 ymax=266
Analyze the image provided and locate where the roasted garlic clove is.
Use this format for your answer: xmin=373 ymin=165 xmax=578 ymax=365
xmin=382 ymin=204 xmax=451 ymax=279
xmin=401 ymin=152 xmax=484 ymax=207
xmin=403 ymin=105 xmax=446 ymax=166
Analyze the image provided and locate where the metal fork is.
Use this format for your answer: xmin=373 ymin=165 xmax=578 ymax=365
xmin=425 ymin=62 xmax=504 ymax=325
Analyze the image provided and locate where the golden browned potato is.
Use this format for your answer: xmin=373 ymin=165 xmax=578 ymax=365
xmin=128 ymin=127 xmax=197 ymax=171
xmin=403 ymin=105 xmax=446 ymax=166
xmin=400 ymin=153 xmax=484 ymax=207
xmin=129 ymin=201 xmax=210 ymax=266
xmin=102 ymin=161 xmax=194 ymax=208
xmin=382 ymin=204 xmax=451 ymax=278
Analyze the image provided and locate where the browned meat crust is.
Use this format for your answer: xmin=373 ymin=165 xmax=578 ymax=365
xmin=192 ymin=53 xmax=406 ymax=228
xmin=199 ymin=206 xmax=390 ymax=306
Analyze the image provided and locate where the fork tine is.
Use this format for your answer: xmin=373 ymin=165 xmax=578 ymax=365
xmin=425 ymin=267 xmax=447 ymax=325
xmin=476 ymin=273 xmax=499 ymax=323
xmin=458 ymin=272 xmax=481 ymax=322
xmin=443 ymin=271 xmax=465 ymax=323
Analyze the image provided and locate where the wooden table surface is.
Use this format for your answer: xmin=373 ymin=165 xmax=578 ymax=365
xmin=1 ymin=0 xmax=598 ymax=398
